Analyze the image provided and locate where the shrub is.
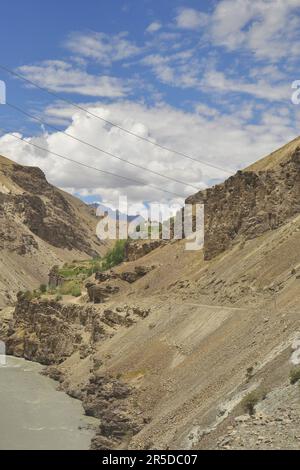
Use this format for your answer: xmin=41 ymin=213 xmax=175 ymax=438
xmin=59 ymin=281 xmax=81 ymax=297
xmin=32 ymin=290 xmax=41 ymax=299
xmin=241 ymin=391 xmax=260 ymax=415
xmin=70 ymin=285 xmax=81 ymax=297
xmin=101 ymin=240 xmax=127 ymax=271
xmin=58 ymin=258 xmax=102 ymax=280
xmin=55 ymin=294 xmax=63 ymax=302
xmin=23 ymin=290 xmax=33 ymax=301
xmin=246 ymin=366 xmax=254 ymax=381
xmin=290 ymin=367 xmax=300 ymax=385
xmin=39 ymin=284 xmax=47 ymax=294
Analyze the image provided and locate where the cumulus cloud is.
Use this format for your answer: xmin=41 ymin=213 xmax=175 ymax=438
xmin=175 ymin=7 xmax=208 ymax=30
xmin=3 ymin=1 xmax=300 ymax=213
xmin=1 ymin=101 xmax=298 ymax=209
xmin=17 ymin=61 xmax=131 ymax=98
xmin=210 ymin=0 xmax=300 ymax=61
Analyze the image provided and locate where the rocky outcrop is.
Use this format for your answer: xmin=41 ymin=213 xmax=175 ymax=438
xmin=5 ymin=292 xmax=101 ymax=363
xmin=125 ymin=240 xmax=166 ymax=261
xmin=0 ymin=161 xmax=103 ymax=257
xmin=95 ymin=271 xmax=117 ymax=282
xmin=5 ymin=293 xmax=151 ymax=363
xmin=95 ymin=265 xmax=155 ymax=287
xmin=186 ymin=148 xmax=300 ymax=260
xmin=120 ymin=265 xmax=155 ymax=284
xmin=3 ymin=291 xmax=151 ymax=449
xmin=85 ymin=282 xmax=120 ymax=303
xmin=48 ymin=266 xmax=65 ymax=289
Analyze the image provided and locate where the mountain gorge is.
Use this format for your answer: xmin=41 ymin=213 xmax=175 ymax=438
xmin=0 ymin=137 xmax=300 ymax=450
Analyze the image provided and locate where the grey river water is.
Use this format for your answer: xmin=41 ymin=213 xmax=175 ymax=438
xmin=0 ymin=356 xmax=98 ymax=450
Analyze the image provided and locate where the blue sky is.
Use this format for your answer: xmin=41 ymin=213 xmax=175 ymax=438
xmin=0 ymin=0 xmax=300 ymax=208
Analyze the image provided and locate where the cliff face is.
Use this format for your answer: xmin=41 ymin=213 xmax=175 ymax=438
xmin=0 ymin=155 xmax=108 ymax=306
xmin=4 ymin=292 xmax=149 ymax=449
xmin=1 ymin=160 xmax=102 ymax=255
xmin=5 ymin=294 xmax=96 ymax=364
xmin=186 ymin=146 xmax=300 ymax=260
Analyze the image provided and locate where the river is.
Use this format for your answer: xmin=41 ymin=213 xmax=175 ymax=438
xmin=0 ymin=356 xmax=98 ymax=450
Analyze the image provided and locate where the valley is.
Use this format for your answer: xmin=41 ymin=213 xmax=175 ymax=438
xmin=1 ymin=136 xmax=300 ymax=449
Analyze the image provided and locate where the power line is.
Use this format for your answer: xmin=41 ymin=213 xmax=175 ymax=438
xmin=0 ymin=126 xmax=186 ymax=199
xmin=0 ymin=64 xmax=234 ymax=175
xmin=6 ymin=101 xmax=201 ymax=192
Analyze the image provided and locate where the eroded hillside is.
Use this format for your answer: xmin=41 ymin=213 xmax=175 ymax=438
xmin=187 ymin=139 xmax=300 ymax=260
xmin=0 ymin=155 xmax=107 ymax=306
xmin=1 ymin=138 xmax=300 ymax=450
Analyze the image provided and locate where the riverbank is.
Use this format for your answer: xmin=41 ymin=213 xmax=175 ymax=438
xmin=0 ymin=356 xmax=98 ymax=450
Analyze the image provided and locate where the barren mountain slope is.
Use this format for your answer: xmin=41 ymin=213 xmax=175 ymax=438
xmin=245 ymin=135 xmax=300 ymax=172
xmin=187 ymin=139 xmax=300 ymax=260
xmin=0 ymin=155 xmax=107 ymax=307
xmin=1 ymin=137 xmax=300 ymax=450
xmin=4 ymin=212 xmax=300 ymax=449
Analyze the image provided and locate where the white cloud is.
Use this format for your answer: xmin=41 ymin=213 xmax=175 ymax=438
xmin=175 ymin=7 xmax=208 ymax=30
xmin=65 ymin=31 xmax=142 ymax=66
xmin=142 ymin=52 xmax=290 ymax=102
xmin=17 ymin=61 xmax=131 ymax=98
xmin=210 ymin=0 xmax=300 ymax=61
xmin=1 ymin=101 xmax=298 ymax=208
xmin=203 ymin=68 xmax=290 ymax=102
xmin=146 ymin=22 xmax=162 ymax=33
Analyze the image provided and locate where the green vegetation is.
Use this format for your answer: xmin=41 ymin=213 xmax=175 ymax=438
xmin=290 ymin=367 xmax=300 ymax=385
xmin=241 ymin=390 xmax=260 ymax=415
xmin=39 ymin=284 xmax=47 ymax=293
xmin=101 ymin=240 xmax=127 ymax=271
xmin=21 ymin=243 xmax=127 ymax=303
xmin=59 ymin=280 xmax=82 ymax=297
xmin=20 ymin=289 xmax=42 ymax=300
xmin=57 ymin=256 xmax=102 ymax=280
xmin=22 ymin=290 xmax=34 ymax=301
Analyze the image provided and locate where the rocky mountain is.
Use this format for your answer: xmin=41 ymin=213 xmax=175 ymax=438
xmin=0 ymin=155 xmax=108 ymax=307
xmin=186 ymin=136 xmax=300 ymax=260
xmin=1 ymin=137 xmax=300 ymax=450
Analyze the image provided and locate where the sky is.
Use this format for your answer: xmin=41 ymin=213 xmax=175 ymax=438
xmin=0 ymin=0 xmax=300 ymax=211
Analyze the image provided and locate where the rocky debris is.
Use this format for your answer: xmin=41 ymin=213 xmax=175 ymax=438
xmin=99 ymin=305 xmax=151 ymax=328
xmin=16 ymin=234 xmax=39 ymax=255
xmin=101 ymin=309 xmax=129 ymax=328
xmin=130 ymin=305 xmax=151 ymax=318
xmin=125 ymin=240 xmax=166 ymax=261
xmin=120 ymin=266 xmax=154 ymax=284
xmin=95 ymin=271 xmax=117 ymax=282
xmin=87 ymin=266 xmax=155 ymax=304
xmin=214 ymin=383 xmax=300 ymax=450
xmin=95 ymin=265 xmax=155 ymax=285
xmin=187 ymin=148 xmax=300 ymax=260
xmin=86 ymin=282 xmax=120 ymax=304
xmin=120 ymin=271 xmax=141 ymax=284
xmin=82 ymin=373 xmax=143 ymax=449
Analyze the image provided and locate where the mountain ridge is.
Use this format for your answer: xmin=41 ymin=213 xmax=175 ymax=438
xmin=0 ymin=154 xmax=108 ymax=306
